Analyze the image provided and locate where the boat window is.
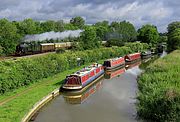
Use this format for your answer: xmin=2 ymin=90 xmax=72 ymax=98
xmin=66 ymin=76 xmax=81 ymax=85
xmin=104 ymin=61 xmax=111 ymax=67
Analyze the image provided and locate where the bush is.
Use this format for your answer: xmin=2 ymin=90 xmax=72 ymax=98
xmin=137 ymin=50 xmax=180 ymax=121
xmin=125 ymin=42 xmax=149 ymax=52
xmin=0 ymin=46 xmax=3 ymax=56
xmin=56 ymin=48 xmax=66 ymax=53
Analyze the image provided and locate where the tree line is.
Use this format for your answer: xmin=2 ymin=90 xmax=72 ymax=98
xmin=0 ymin=16 xmax=179 ymax=56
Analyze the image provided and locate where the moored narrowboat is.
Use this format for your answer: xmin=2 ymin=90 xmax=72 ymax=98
xmin=103 ymin=57 xmax=125 ymax=71
xmin=61 ymin=63 xmax=104 ymax=91
xmin=141 ymin=51 xmax=152 ymax=59
xmin=124 ymin=53 xmax=141 ymax=64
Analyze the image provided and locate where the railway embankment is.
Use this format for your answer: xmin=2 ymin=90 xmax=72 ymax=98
xmin=137 ymin=50 xmax=180 ymax=121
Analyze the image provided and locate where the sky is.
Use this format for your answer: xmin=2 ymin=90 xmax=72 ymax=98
xmin=0 ymin=0 xmax=179 ymax=32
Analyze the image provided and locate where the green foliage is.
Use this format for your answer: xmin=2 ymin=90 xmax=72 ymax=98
xmin=56 ymin=48 xmax=66 ymax=53
xmin=70 ymin=16 xmax=85 ymax=29
xmin=125 ymin=42 xmax=149 ymax=52
xmin=109 ymin=21 xmax=137 ymax=42
xmin=40 ymin=20 xmax=56 ymax=32
xmin=94 ymin=21 xmax=109 ymax=28
xmin=95 ymin=26 xmax=108 ymax=41
xmin=137 ymin=50 xmax=180 ymax=121
xmin=106 ymin=38 xmax=124 ymax=47
xmin=138 ymin=24 xmax=159 ymax=45
xmin=167 ymin=21 xmax=180 ymax=52
xmin=167 ymin=21 xmax=180 ymax=33
xmin=158 ymin=35 xmax=167 ymax=43
xmin=0 ymin=45 xmax=3 ymax=56
xmin=80 ymin=26 xmax=100 ymax=50
xmin=17 ymin=18 xmax=37 ymax=35
xmin=0 ymin=19 xmax=20 ymax=55
xmin=55 ymin=20 xmax=65 ymax=32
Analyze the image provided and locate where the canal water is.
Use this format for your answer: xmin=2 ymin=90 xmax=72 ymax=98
xmin=32 ymin=60 xmax=149 ymax=122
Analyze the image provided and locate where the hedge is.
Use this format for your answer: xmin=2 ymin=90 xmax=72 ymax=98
xmin=0 ymin=43 xmax=148 ymax=94
xmin=137 ymin=50 xmax=180 ymax=121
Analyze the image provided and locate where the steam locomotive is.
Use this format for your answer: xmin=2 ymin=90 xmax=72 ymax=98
xmin=16 ymin=42 xmax=74 ymax=55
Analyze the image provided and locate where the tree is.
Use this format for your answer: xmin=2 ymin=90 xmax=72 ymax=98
xmin=106 ymin=38 xmax=124 ymax=47
xmin=70 ymin=16 xmax=85 ymax=29
xmin=167 ymin=21 xmax=180 ymax=51
xmin=167 ymin=21 xmax=180 ymax=33
xmin=79 ymin=26 xmax=100 ymax=50
xmin=94 ymin=21 xmax=109 ymax=28
xmin=55 ymin=20 xmax=65 ymax=32
xmin=95 ymin=26 xmax=108 ymax=41
xmin=0 ymin=19 xmax=19 ymax=54
xmin=167 ymin=28 xmax=180 ymax=51
xmin=137 ymin=24 xmax=159 ymax=45
xmin=0 ymin=45 xmax=3 ymax=56
xmin=17 ymin=18 xmax=37 ymax=35
xmin=109 ymin=21 xmax=137 ymax=42
xmin=40 ymin=20 xmax=56 ymax=32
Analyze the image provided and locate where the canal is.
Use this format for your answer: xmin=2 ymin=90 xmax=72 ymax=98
xmin=32 ymin=59 xmax=152 ymax=122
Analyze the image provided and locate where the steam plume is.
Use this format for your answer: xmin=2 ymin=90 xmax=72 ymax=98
xmin=23 ymin=30 xmax=83 ymax=42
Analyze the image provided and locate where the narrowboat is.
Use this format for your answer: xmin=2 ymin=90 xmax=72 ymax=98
xmin=141 ymin=51 xmax=152 ymax=59
xmin=104 ymin=67 xmax=125 ymax=79
xmin=124 ymin=53 xmax=141 ymax=64
xmin=61 ymin=63 xmax=104 ymax=91
xmin=103 ymin=57 xmax=125 ymax=71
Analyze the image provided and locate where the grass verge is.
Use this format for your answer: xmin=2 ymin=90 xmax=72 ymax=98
xmin=137 ymin=50 xmax=180 ymax=121
xmin=0 ymin=61 xmax=101 ymax=122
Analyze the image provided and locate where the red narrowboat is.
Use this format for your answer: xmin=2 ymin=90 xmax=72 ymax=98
xmin=124 ymin=53 xmax=141 ymax=64
xmin=103 ymin=57 xmax=125 ymax=71
xmin=61 ymin=63 xmax=104 ymax=90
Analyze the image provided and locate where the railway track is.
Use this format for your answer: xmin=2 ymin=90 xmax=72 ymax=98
xmin=0 ymin=52 xmax=56 ymax=61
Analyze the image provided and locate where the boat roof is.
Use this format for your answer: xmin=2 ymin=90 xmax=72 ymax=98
xmin=128 ymin=52 xmax=140 ymax=56
xmin=40 ymin=43 xmax=54 ymax=46
xmin=71 ymin=64 xmax=102 ymax=77
xmin=106 ymin=57 xmax=123 ymax=61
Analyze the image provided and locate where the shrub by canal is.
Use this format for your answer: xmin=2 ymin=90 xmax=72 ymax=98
xmin=137 ymin=50 xmax=180 ymax=121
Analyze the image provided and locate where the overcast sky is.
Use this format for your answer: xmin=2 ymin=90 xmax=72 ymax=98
xmin=0 ymin=0 xmax=179 ymax=32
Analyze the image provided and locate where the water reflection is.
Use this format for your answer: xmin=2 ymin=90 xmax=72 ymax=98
xmin=62 ymin=79 xmax=103 ymax=104
xmin=104 ymin=68 xmax=126 ymax=79
xmin=159 ymin=51 xmax=167 ymax=58
xmin=125 ymin=60 xmax=141 ymax=70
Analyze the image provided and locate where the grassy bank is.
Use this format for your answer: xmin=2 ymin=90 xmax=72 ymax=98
xmin=137 ymin=50 xmax=180 ymax=121
xmin=0 ymin=63 xmax=97 ymax=122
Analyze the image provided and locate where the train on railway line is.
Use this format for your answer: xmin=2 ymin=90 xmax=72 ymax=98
xmin=15 ymin=41 xmax=107 ymax=56
xmin=16 ymin=42 xmax=74 ymax=55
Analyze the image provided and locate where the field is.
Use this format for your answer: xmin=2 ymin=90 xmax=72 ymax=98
xmin=137 ymin=50 xmax=180 ymax=121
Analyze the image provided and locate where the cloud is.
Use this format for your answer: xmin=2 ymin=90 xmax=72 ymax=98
xmin=0 ymin=0 xmax=179 ymax=32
